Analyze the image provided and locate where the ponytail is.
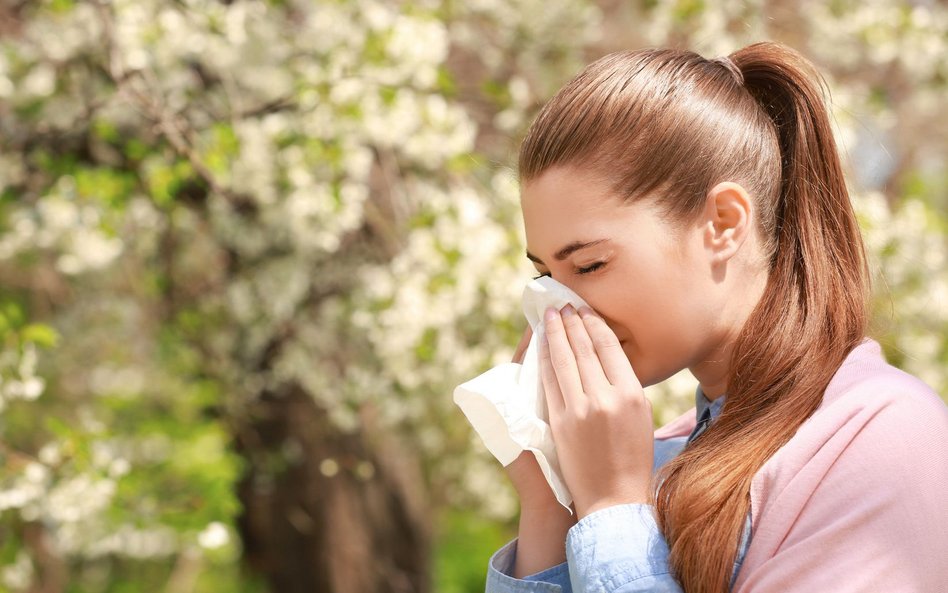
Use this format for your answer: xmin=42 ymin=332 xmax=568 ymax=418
xmin=653 ymin=42 xmax=871 ymax=593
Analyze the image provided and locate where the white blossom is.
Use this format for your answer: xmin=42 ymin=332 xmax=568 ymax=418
xmin=197 ymin=522 xmax=230 ymax=550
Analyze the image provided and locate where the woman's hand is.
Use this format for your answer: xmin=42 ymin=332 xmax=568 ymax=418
xmin=504 ymin=325 xmax=577 ymax=577
xmin=504 ymin=325 xmax=570 ymax=510
xmin=539 ymin=303 xmax=654 ymax=520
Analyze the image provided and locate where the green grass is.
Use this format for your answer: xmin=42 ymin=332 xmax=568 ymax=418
xmin=433 ymin=507 xmax=516 ymax=593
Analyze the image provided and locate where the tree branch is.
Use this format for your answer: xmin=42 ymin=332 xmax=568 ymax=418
xmin=91 ymin=0 xmax=255 ymax=213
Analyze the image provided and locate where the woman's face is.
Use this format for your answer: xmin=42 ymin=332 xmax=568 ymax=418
xmin=521 ymin=166 xmax=727 ymax=388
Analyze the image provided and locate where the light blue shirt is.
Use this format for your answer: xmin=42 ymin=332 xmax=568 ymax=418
xmin=485 ymin=388 xmax=752 ymax=593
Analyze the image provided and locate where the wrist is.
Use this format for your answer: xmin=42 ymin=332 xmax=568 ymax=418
xmin=519 ymin=497 xmax=574 ymax=517
xmin=514 ymin=501 xmax=576 ymax=578
xmin=576 ymin=495 xmax=649 ymax=521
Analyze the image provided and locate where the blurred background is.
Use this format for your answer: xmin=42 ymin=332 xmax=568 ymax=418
xmin=0 ymin=0 xmax=945 ymax=591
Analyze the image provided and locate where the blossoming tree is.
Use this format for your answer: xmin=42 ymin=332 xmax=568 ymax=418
xmin=0 ymin=0 xmax=944 ymax=591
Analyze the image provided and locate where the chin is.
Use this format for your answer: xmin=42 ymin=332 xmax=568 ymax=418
xmin=622 ymin=349 xmax=652 ymax=386
xmin=623 ymin=346 xmax=679 ymax=388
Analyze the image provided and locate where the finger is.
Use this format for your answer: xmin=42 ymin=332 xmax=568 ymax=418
xmin=543 ymin=306 xmax=585 ymax=410
xmin=560 ymin=304 xmax=611 ymax=393
xmin=538 ymin=334 xmax=565 ymax=418
xmin=512 ymin=325 xmax=533 ymax=364
xmin=578 ymin=306 xmax=641 ymax=388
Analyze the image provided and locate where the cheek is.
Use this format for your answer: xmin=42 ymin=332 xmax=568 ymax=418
xmin=577 ymin=257 xmax=688 ymax=343
xmin=581 ymin=286 xmax=642 ymax=342
xmin=602 ymin=276 xmax=686 ymax=348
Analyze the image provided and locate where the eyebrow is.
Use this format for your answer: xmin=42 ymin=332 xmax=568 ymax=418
xmin=526 ymin=239 xmax=609 ymax=265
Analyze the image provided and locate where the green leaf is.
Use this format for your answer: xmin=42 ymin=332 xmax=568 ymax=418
xmin=21 ymin=323 xmax=59 ymax=348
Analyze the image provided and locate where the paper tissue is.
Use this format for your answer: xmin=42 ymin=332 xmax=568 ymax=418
xmin=453 ymin=276 xmax=591 ymax=513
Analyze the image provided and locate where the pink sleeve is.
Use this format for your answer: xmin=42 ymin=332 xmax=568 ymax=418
xmin=653 ymin=407 xmax=697 ymax=440
xmin=735 ymin=381 xmax=948 ymax=592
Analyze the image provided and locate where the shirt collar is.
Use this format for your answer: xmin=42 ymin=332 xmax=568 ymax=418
xmin=695 ymin=385 xmax=726 ymax=422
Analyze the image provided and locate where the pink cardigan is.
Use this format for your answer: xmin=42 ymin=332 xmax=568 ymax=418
xmin=653 ymin=338 xmax=948 ymax=591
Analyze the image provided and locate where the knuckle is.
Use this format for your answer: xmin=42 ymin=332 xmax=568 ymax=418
xmin=545 ymin=321 xmax=563 ymax=337
xmin=593 ymin=335 xmax=621 ymax=351
xmin=551 ymin=352 xmax=572 ymax=371
xmin=563 ymin=315 xmax=587 ymax=335
xmin=571 ymin=406 xmax=589 ymax=422
xmin=582 ymin=313 xmax=608 ymax=331
xmin=629 ymin=395 xmax=649 ymax=413
xmin=573 ymin=338 xmax=596 ymax=359
xmin=585 ymin=397 xmax=604 ymax=415
xmin=617 ymin=385 xmax=643 ymax=402
xmin=586 ymin=402 xmax=616 ymax=422
xmin=539 ymin=346 xmax=552 ymax=362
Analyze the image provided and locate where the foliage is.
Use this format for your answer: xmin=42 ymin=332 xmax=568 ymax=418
xmin=0 ymin=0 xmax=944 ymax=590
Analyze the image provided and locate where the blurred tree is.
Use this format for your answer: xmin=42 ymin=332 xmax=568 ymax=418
xmin=0 ymin=1 xmax=944 ymax=592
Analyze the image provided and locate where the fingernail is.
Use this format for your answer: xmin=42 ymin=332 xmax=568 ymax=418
xmin=561 ymin=304 xmax=575 ymax=318
xmin=578 ymin=305 xmax=595 ymax=318
xmin=544 ymin=307 xmax=557 ymax=322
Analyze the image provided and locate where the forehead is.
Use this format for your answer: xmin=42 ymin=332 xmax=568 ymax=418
xmin=520 ymin=167 xmax=627 ymax=251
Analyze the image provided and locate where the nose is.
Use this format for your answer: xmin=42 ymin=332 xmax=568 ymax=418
xmin=594 ymin=312 xmax=627 ymax=342
xmin=541 ymin=276 xmax=622 ymax=338
xmin=546 ymin=273 xmax=582 ymax=301
xmin=542 ymin=274 xmax=586 ymax=308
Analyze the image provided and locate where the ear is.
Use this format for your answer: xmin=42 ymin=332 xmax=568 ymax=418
xmin=702 ymin=181 xmax=753 ymax=264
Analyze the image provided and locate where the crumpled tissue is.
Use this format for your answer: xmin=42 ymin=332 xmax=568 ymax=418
xmin=453 ymin=276 xmax=590 ymax=513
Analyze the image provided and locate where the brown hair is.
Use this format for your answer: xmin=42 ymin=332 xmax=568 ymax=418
xmin=518 ymin=42 xmax=870 ymax=592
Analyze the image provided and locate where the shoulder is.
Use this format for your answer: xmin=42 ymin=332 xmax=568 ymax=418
xmin=817 ymin=339 xmax=947 ymax=443
xmin=815 ymin=367 xmax=947 ymax=485
xmin=756 ymin=340 xmax=947 ymax=490
xmin=821 ymin=337 xmax=938 ymax=402
xmin=748 ymin=338 xmax=948 ymax=541
xmin=739 ymin=345 xmax=948 ymax=589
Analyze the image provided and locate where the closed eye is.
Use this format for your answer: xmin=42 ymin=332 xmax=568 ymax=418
xmin=577 ymin=261 xmax=606 ymax=275
xmin=532 ymin=261 xmax=606 ymax=280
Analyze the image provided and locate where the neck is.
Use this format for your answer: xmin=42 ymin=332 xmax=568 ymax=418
xmin=692 ymin=262 xmax=769 ymax=401
xmin=691 ymin=346 xmax=731 ymax=400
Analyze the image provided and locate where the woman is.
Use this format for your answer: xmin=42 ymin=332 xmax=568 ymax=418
xmin=484 ymin=41 xmax=948 ymax=593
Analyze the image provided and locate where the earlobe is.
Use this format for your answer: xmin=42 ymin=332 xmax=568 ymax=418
xmin=705 ymin=181 xmax=753 ymax=263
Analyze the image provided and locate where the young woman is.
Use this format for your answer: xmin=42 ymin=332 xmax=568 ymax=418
xmin=484 ymin=41 xmax=948 ymax=593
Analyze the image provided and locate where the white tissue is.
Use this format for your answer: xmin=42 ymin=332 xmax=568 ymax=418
xmin=453 ymin=276 xmax=590 ymax=513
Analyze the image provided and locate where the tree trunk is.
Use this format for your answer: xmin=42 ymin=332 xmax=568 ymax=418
xmin=235 ymin=385 xmax=431 ymax=593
